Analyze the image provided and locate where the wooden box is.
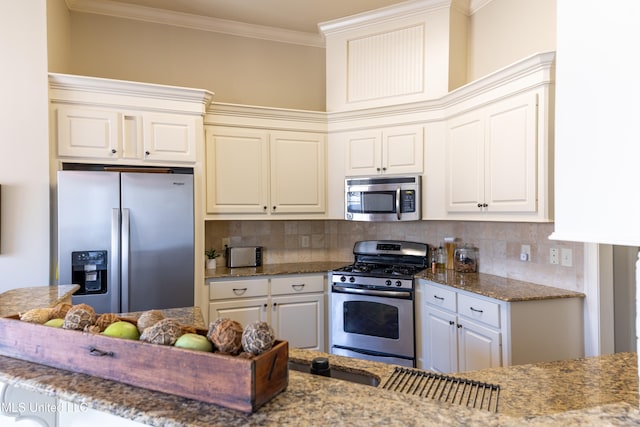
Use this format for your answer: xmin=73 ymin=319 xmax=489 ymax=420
xmin=0 ymin=316 xmax=288 ymax=413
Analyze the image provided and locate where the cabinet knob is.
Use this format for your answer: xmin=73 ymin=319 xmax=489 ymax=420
xmin=382 ymin=167 xmax=387 ymax=171
xmin=483 ymin=203 xmax=488 ymax=208
xmin=272 ymin=206 xmax=276 ymax=211
xmin=145 ymin=150 xmax=150 ymax=156
xmin=111 ymin=149 xmax=117 ymax=154
xmin=457 ymin=323 xmax=463 ymax=329
xmin=273 ymin=302 xmax=278 ymax=308
xmin=263 ymin=206 xmax=267 ymax=210
xmin=263 ymin=303 xmax=268 ymax=308
xmin=376 ymin=167 xmax=381 ymax=172
xmin=449 ymin=320 xmax=455 ymax=326
xmin=477 ymin=203 xmax=482 ymax=208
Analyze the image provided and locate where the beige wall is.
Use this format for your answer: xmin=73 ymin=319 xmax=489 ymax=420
xmin=63 ymin=12 xmax=326 ymax=111
xmin=0 ymin=0 xmax=50 ymax=291
xmin=467 ymin=0 xmax=556 ymax=81
xmin=47 ymin=0 xmax=72 ymax=73
xmin=205 ymin=220 xmax=583 ymax=293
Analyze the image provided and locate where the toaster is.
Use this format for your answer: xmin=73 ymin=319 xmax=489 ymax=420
xmin=225 ymin=246 xmax=263 ymax=268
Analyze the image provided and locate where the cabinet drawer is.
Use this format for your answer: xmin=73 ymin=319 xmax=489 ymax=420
xmin=458 ymin=293 xmax=500 ymax=328
xmin=209 ymin=278 xmax=269 ymax=300
xmin=270 ymin=275 xmax=324 ymax=296
xmin=424 ymin=284 xmax=456 ymax=312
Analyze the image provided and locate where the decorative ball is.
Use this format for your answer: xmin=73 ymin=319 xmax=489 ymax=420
xmin=62 ymin=305 xmax=96 ymax=330
xmin=50 ymin=302 xmax=72 ymax=319
xmin=94 ymin=313 xmax=120 ymax=332
xmin=207 ymin=318 xmax=244 ymax=355
xmin=242 ymin=321 xmax=275 ymax=355
xmin=140 ymin=318 xmax=183 ymax=345
xmin=136 ymin=310 xmax=165 ymax=334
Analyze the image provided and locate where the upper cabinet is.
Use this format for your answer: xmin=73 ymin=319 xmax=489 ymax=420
xmin=319 ymin=1 xmax=468 ymax=112
xmin=328 ymin=51 xmax=556 ymax=222
xmin=49 ymin=73 xmax=212 ymax=166
xmin=445 ymin=92 xmax=538 ymax=215
xmin=204 ymin=103 xmax=327 ymax=219
xmin=344 ymin=126 xmax=424 ymax=176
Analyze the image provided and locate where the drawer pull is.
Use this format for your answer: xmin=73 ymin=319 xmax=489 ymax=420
xmin=469 ymin=306 xmax=484 ymax=313
xmin=89 ymin=347 xmax=114 ymax=357
xmin=291 ymin=284 xmax=305 ymax=291
xmin=232 ymin=288 xmax=248 ymax=296
xmin=433 ymin=295 xmax=445 ymax=301
xmin=449 ymin=320 xmax=455 ymax=326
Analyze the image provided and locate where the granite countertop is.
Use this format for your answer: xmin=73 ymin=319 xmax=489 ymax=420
xmin=204 ymin=261 xmax=346 ymax=279
xmin=0 ymin=284 xmax=79 ymax=317
xmin=206 ymin=261 xmax=585 ymax=302
xmin=1 ymin=286 xmax=633 ymax=426
xmin=418 ymin=269 xmax=585 ymax=301
xmin=1 ymin=345 xmax=639 ymax=426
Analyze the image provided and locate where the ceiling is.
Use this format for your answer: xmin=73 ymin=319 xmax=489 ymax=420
xmin=66 ymin=0 xmax=414 ymax=46
xmin=106 ymin=0 xmax=411 ymax=33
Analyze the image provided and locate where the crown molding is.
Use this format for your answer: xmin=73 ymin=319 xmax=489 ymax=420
xmin=319 ymin=0 xmax=470 ymax=36
xmin=65 ymin=0 xmax=325 ymax=48
xmin=469 ymin=0 xmax=493 ymax=14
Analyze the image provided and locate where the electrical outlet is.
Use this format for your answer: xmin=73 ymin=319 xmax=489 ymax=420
xmin=561 ymin=248 xmax=573 ymax=267
xmin=301 ymin=235 xmax=310 ymax=248
xmin=550 ymin=248 xmax=559 ymax=265
xmin=221 ymin=238 xmax=230 ymax=248
xmin=520 ymin=244 xmax=531 ymax=262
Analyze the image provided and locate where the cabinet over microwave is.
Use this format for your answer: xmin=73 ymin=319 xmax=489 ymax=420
xmin=345 ymin=175 xmax=421 ymax=221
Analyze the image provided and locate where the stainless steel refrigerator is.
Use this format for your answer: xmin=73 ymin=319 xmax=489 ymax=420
xmin=57 ymin=169 xmax=194 ymax=314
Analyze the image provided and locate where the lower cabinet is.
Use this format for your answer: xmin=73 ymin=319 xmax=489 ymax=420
xmin=417 ymin=280 xmax=583 ymax=373
xmin=207 ymin=274 xmax=325 ymax=351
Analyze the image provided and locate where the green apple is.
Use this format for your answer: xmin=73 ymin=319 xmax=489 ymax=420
xmin=43 ymin=318 xmax=64 ymax=328
xmin=102 ymin=321 xmax=140 ymax=340
xmin=174 ymin=333 xmax=213 ymax=352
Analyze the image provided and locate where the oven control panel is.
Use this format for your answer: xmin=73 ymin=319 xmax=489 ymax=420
xmin=331 ymin=273 xmax=414 ymax=290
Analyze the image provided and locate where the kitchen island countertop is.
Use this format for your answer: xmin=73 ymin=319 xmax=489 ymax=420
xmin=1 ymin=286 xmax=635 ymax=426
xmin=0 ymin=284 xmax=79 ymax=317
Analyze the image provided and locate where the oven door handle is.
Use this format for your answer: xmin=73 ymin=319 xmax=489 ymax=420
xmin=332 ymin=285 xmax=412 ymax=299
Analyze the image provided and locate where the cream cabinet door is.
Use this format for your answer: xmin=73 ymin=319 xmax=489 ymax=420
xmin=270 ymin=131 xmax=326 ymax=214
xmin=271 ymin=293 xmax=325 ymax=351
xmin=382 ymin=126 xmax=424 ymax=175
xmin=483 ymin=93 xmax=537 ymax=213
xmin=446 ymin=111 xmax=485 ymax=212
xmin=208 ymin=297 xmax=269 ymax=326
xmin=56 ymin=106 xmax=120 ymax=159
xmin=345 ymin=130 xmax=382 ymax=176
xmin=457 ymin=319 xmax=502 ymax=372
xmin=423 ymin=306 xmax=458 ymax=374
xmin=205 ymin=127 xmax=269 ymax=214
xmin=142 ymin=113 xmax=198 ymax=163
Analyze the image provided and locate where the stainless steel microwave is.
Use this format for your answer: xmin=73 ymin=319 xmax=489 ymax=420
xmin=345 ymin=175 xmax=421 ymax=221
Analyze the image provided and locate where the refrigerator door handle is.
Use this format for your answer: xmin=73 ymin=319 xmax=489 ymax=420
xmin=110 ymin=208 xmax=121 ymax=313
xmin=121 ymin=208 xmax=131 ymax=313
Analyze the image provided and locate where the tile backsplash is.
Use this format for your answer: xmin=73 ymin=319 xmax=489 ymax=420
xmin=205 ymin=220 xmax=584 ymax=293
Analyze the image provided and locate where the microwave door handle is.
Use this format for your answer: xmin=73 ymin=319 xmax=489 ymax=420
xmin=396 ymin=187 xmax=401 ymax=220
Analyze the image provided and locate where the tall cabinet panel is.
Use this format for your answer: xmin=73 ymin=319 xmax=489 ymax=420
xmin=270 ymin=131 xmax=326 ymax=214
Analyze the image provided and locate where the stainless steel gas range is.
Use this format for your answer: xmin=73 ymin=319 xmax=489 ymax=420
xmin=330 ymin=240 xmax=429 ymax=367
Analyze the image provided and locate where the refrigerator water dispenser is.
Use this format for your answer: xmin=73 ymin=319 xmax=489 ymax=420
xmin=72 ymin=250 xmax=108 ymax=295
